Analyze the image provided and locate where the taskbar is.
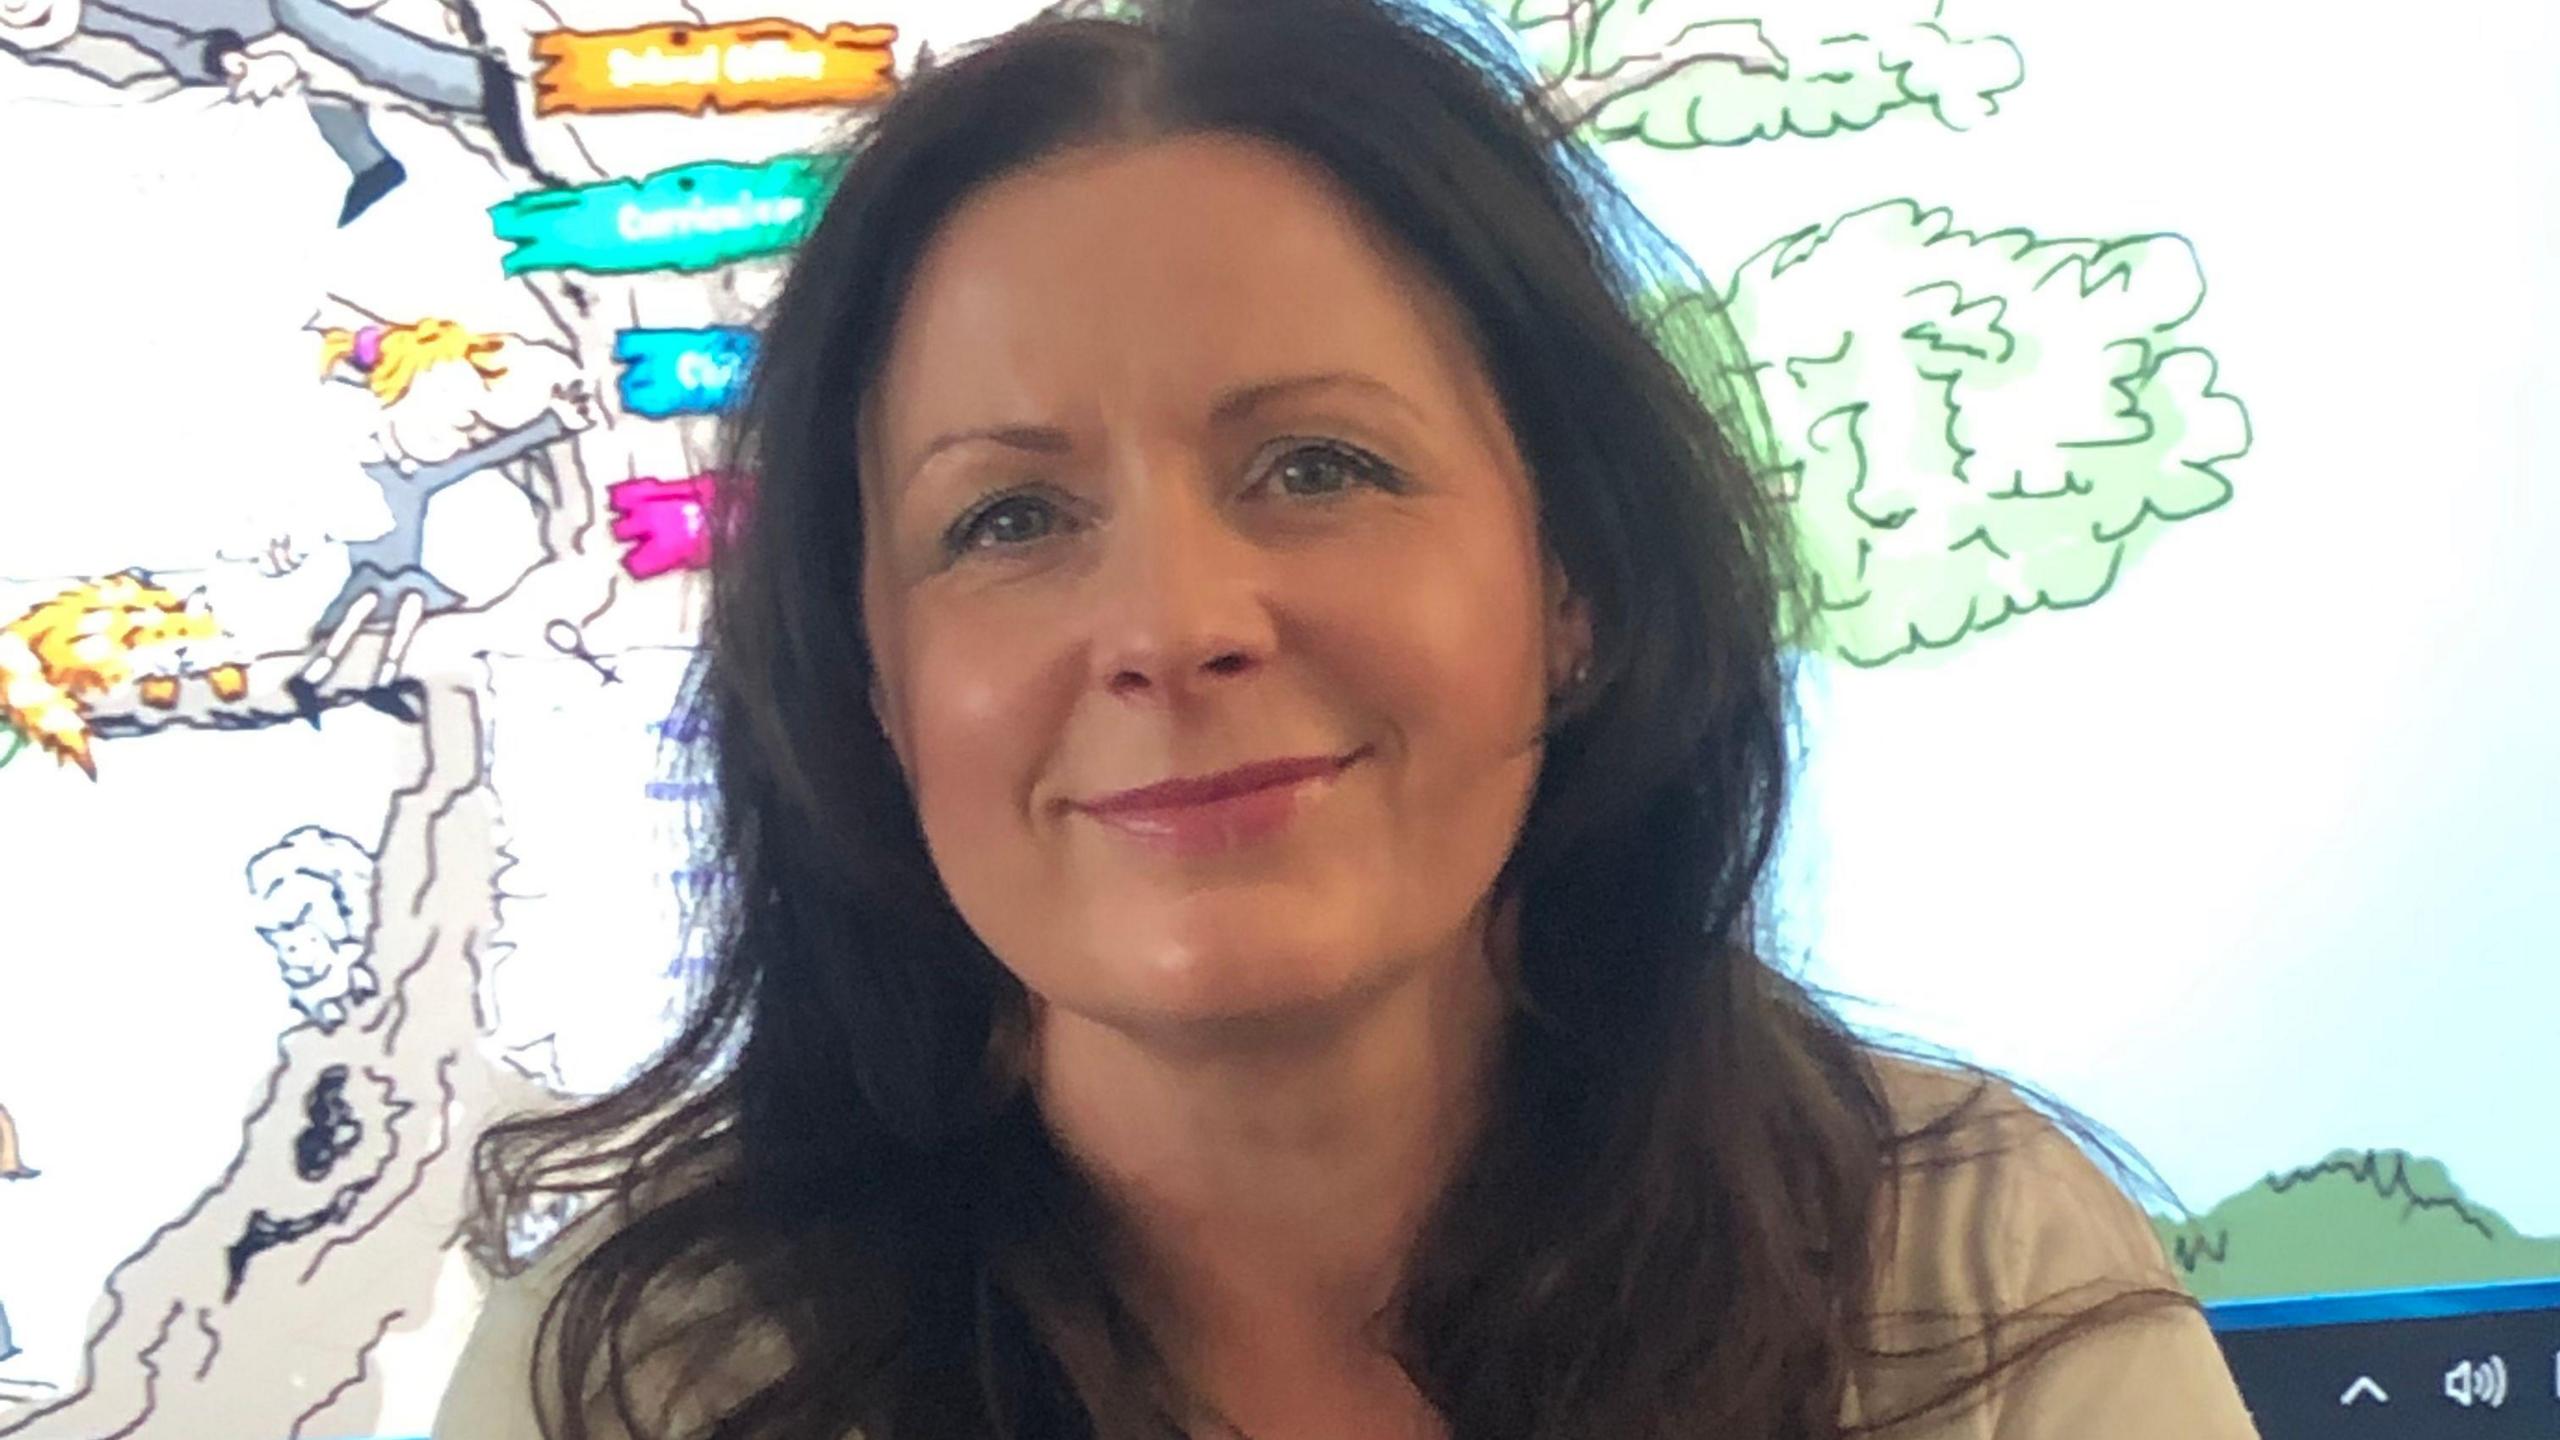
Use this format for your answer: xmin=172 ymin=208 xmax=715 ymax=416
xmin=2208 ymin=1280 xmax=2560 ymax=1440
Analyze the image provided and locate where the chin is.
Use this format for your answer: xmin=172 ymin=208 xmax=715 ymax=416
xmin=1096 ymin=914 xmax=1391 ymax=1030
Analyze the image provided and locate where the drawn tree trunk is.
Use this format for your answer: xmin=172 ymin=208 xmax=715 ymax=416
xmin=0 ymin=675 xmax=557 ymax=1439
xmin=0 ymin=28 xmax=631 ymax=1437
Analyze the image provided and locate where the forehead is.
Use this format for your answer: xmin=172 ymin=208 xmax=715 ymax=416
xmin=867 ymin=133 xmax=1487 ymax=453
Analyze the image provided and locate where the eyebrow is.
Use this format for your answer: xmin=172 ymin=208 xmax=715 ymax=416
xmin=1210 ymin=370 xmax=1424 ymax=427
xmin=898 ymin=371 xmax=1422 ymax=484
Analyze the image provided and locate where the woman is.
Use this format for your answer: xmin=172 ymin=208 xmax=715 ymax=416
xmin=441 ymin=1 xmax=2262 ymax=1436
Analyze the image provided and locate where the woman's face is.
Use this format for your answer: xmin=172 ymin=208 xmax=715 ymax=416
xmin=862 ymin=134 xmax=1578 ymax=1037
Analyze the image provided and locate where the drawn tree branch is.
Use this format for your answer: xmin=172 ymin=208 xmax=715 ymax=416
xmin=1509 ymin=1 xmax=2022 ymax=147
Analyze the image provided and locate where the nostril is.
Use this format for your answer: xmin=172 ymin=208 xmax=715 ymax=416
xmin=1203 ymin=652 xmax=1250 ymax=677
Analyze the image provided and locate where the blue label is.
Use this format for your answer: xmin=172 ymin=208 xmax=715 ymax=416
xmin=614 ymin=326 xmax=757 ymax=417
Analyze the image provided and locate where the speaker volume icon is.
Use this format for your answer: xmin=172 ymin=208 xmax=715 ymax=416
xmin=2442 ymin=1354 xmax=2510 ymax=1409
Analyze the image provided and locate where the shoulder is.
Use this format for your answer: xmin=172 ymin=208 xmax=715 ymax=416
xmin=432 ymin=1170 xmax=790 ymax=1440
xmin=432 ymin=1197 xmax=615 ymax=1440
xmin=1844 ymin=1055 xmax=2263 ymax=1440
xmin=1867 ymin=1057 xmax=2172 ymax=1305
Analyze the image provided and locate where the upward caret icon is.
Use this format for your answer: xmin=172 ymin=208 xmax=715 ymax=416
xmin=2337 ymin=1375 xmax=2388 ymax=1407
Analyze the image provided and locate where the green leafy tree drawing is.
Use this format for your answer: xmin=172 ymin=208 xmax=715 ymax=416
xmin=1509 ymin=0 xmax=2022 ymax=143
xmin=1661 ymin=199 xmax=2251 ymax=667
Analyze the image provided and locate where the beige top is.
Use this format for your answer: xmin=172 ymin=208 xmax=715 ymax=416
xmin=434 ymin=1060 xmax=2264 ymax=1439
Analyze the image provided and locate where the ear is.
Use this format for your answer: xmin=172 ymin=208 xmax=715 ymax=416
xmin=869 ymin=669 xmax=912 ymax=779
xmin=1541 ymin=553 xmax=1594 ymax=691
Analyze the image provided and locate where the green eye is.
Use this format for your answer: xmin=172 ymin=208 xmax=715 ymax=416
xmin=1267 ymin=440 xmax=1402 ymax=498
xmin=946 ymin=492 xmax=1063 ymax=555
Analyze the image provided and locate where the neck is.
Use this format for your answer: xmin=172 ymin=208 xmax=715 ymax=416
xmin=1031 ymin=914 xmax=1511 ymax=1415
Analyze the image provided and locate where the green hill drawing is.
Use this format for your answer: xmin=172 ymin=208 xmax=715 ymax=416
xmin=2154 ymin=1149 xmax=2560 ymax=1302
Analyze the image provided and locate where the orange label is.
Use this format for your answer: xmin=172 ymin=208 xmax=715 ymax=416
xmin=532 ymin=19 xmax=897 ymax=116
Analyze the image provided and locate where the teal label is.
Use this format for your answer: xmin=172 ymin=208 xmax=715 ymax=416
xmin=490 ymin=157 xmax=834 ymax=275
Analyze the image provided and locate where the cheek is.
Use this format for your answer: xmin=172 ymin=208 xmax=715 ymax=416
xmin=1302 ymin=511 xmax=1551 ymax=885
xmin=1325 ymin=514 xmax=1547 ymax=764
xmin=890 ymin=605 xmax=1079 ymax=899
xmin=872 ymin=560 xmax=1024 ymax=809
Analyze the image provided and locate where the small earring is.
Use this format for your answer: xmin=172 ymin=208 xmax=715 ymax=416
xmin=1549 ymin=656 xmax=1593 ymax=719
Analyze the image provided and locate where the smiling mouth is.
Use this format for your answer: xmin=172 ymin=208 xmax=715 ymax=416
xmin=1074 ymin=748 xmax=1366 ymax=858
xmin=1082 ymin=751 xmax=1361 ymax=812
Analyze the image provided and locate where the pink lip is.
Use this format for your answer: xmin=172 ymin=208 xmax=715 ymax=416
xmin=1076 ymin=750 xmax=1363 ymax=858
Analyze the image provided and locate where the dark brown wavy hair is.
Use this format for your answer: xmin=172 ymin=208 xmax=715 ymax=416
xmin=471 ymin=2 xmax=2195 ymax=1436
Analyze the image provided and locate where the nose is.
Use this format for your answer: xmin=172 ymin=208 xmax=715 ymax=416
xmin=1086 ymin=455 xmax=1276 ymax=704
